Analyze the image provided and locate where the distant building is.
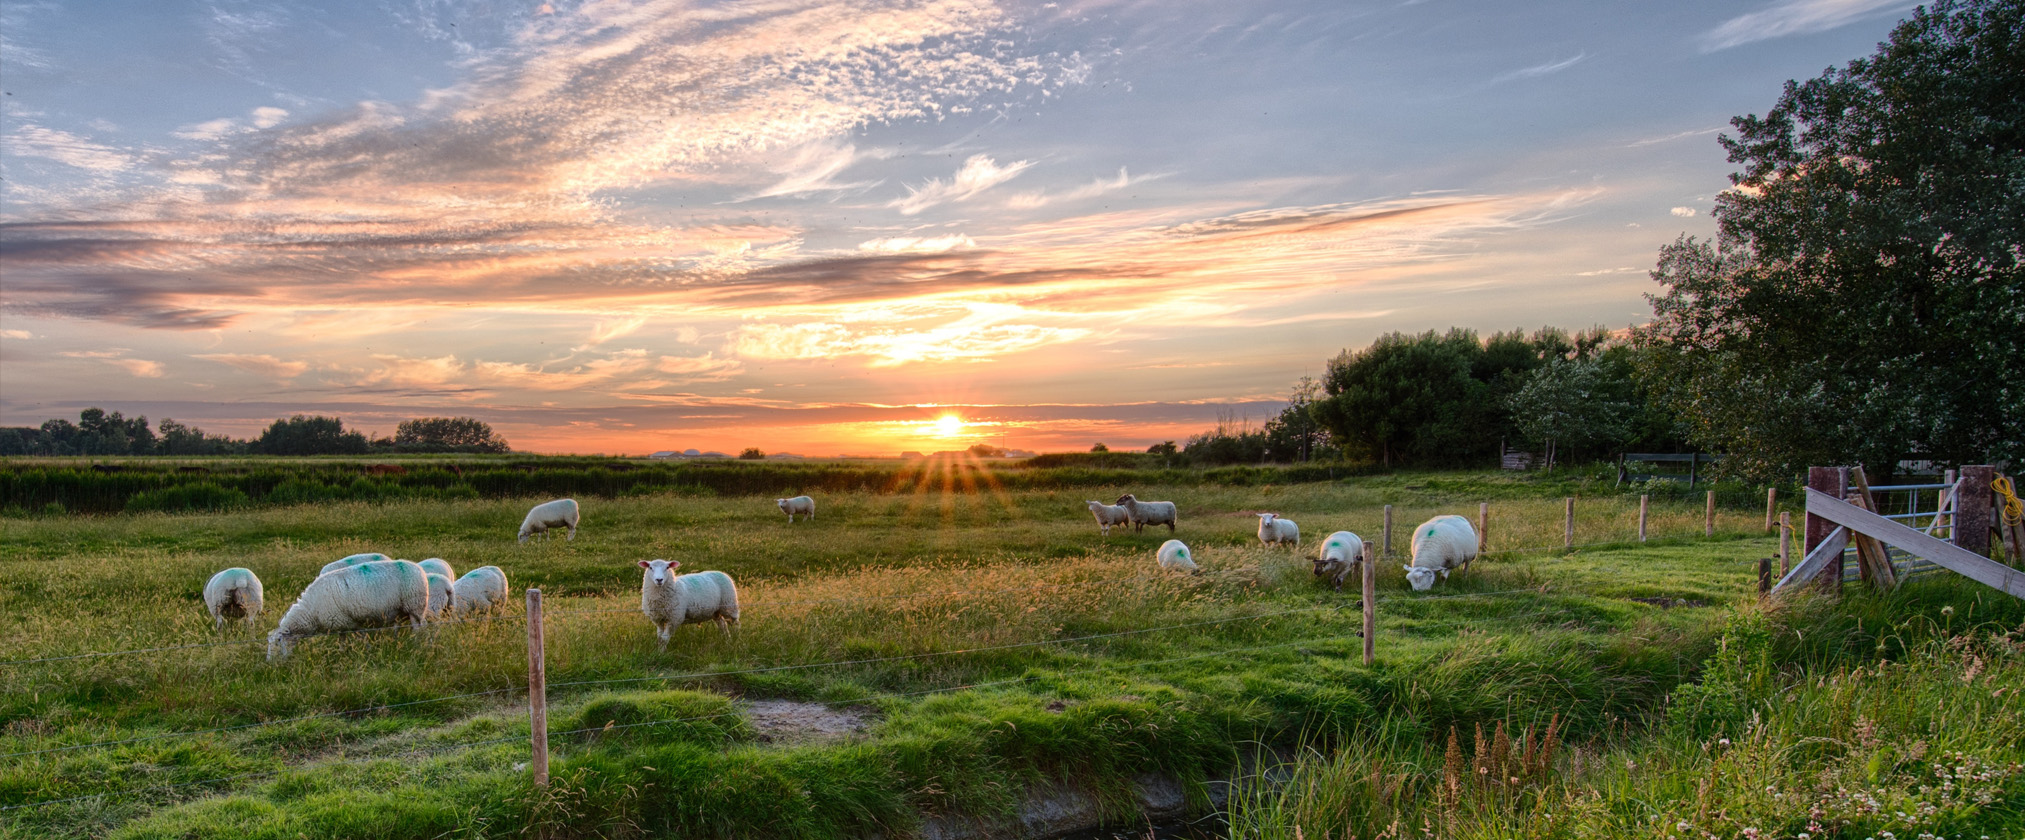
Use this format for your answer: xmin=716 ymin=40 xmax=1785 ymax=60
xmin=900 ymin=451 xmax=925 ymax=459
xmin=649 ymin=451 xmax=678 ymax=460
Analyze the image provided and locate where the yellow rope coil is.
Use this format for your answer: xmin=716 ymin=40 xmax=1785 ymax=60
xmin=1996 ymin=475 xmax=2024 ymax=527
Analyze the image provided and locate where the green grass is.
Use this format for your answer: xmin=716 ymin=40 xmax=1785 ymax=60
xmin=0 ymin=469 xmax=1969 ymax=839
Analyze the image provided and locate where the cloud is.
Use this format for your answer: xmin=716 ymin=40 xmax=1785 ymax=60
xmin=110 ymin=358 xmax=166 ymax=378
xmin=4 ymin=125 xmax=136 ymax=171
xmin=1628 ymin=127 xmax=1724 ymax=147
xmin=1491 ymin=52 xmax=1587 ymax=84
xmin=339 ymin=349 xmax=744 ymax=396
xmin=858 ymin=234 xmax=978 ymax=254
xmin=743 ymin=139 xmax=884 ymax=200
xmin=1670 ymin=206 xmax=1697 ymax=217
xmin=0 ymin=329 xmax=32 ymax=340
xmin=729 ymin=304 xmax=1090 ymax=366
xmin=891 ymin=154 xmax=1036 ymax=215
xmin=1007 ymin=166 xmax=1161 ymax=209
xmin=575 ymin=317 xmax=650 ymax=351
xmin=193 ymin=352 xmax=310 ymax=379
xmin=1701 ymin=0 xmax=1915 ymax=51
xmin=249 ymin=107 xmax=290 ymax=129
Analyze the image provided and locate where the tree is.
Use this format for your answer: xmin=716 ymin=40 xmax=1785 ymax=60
xmin=393 ymin=417 xmax=510 ymax=453
xmin=1146 ymin=441 xmax=1177 ymax=457
xmin=1636 ymin=0 xmax=2025 ymax=480
xmin=1309 ymin=330 xmax=1490 ymax=468
xmin=1263 ymin=377 xmax=1332 ymax=463
xmin=256 ymin=415 xmax=369 ymax=455
xmin=1506 ymin=359 xmax=1631 ymax=470
xmin=967 ymin=443 xmax=1006 ymax=458
xmin=1089 ymin=443 xmax=1109 ymax=453
xmin=738 ymin=447 xmax=766 ymax=460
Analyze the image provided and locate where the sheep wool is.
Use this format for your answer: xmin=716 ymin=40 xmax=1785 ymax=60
xmin=452 ymin=566 xmax=510 ymax=616
xmin=418 ymin=558 xmax=455 ymax=580
xmin=1085 ymin=501 xmax=1130 ymax=536
xmin=1313 ymin=531 xmax=1365 ymax=592
xmin=1404 ymin=515 xmax=1479 ymax=591
xmin=319 ymin=552 xmax=392 ymax=576
xmin=203 ymin=567 xmax=264 ymax=630
xmin=1257 ymin=513 xmax=1301 ymax=547
xmin=1156 ymin=539 xmax=1198 ymax=573
xmin=776 ymin=495 xmax=816 ymax=523
xmin=267 ymin=559 xmax=431 ymax=661
xmin=519 ymin=498 xmax=581 ymax=543
xmin=1115 ymin=494 xmax=1180 ymax=533
xmin=423 ymin=573 xmax=455 ymax=620
xmin=638 ymin=559 xmax=739 ymax=651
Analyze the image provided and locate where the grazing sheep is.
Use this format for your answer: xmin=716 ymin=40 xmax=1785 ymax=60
xmin=319 ymin=552 xmax=392 ymax=576
xmin=638 ymin=559 xmax=739 ymax=651
xmin=519 ymin=498 xmax=581 ymax=544
xmin=203 ymin=568 xmax=264 ymax=630
xmin=1313 ymin=531 xmax=1366 ymax=592
xmin=1156 ymin=539 xmax=1199 ymax=573
xmin=423 ymin=573 xmax=455 ymax=619
xmin=1257 ymin=513 xmax=1301 ymax=547
xmin=776 ymin=495 xmax=816 ymax=523
xmin=452 ymin=566 xmax=510 ymax=616
xmin=418 ymin=558 xmax=455 ymax=580
xmin=1404 ymin=515 xmax=1479 ymax=591
xmin=267 ymin=560 xmax=431 ymax=661
xmin=1115 ymin=494 xmax=1179 ymax=533
xmin=1085 ymin=500 xmax=1130 ymax=536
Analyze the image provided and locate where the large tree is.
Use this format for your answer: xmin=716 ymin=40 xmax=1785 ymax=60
xmin=393 ymin=416 xmax=510 ymax=453
xmin=1637 ymin=0 xmax=2024 ymax=481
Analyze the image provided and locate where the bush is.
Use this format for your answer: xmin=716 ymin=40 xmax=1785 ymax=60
xmin=125 ymin=483 xmax=252 ymax=513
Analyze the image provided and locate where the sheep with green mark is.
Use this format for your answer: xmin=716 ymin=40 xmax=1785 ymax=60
xmin=1404 ymin=515 xmax=1477 ymax=590
xmin=267 ymin=559 xmax=431 ymax=661
xmin=203 ymin=567 xmax=264 ymax=630
xmin=1313 ymin=531 xmax=1365 ymax=592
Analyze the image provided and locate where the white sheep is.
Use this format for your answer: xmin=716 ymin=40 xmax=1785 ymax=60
xmin=418 ymin=558 xmax=455 ymax=580
xmin=452 ymin=566 xmax=510 ymax=616
xmin=203 ymin=567 xmax=264 ymax=630
xmin=423 ymin=573 xmax=455 ymax=620
xmin=1085 ymin=500 xmax=1130 ymax=536
xmin=1404 ymin=515 xmax=1479 ymax=591
xmin=267 ymin=559 xmax=431 ymax=661
xmin=319 ymin=552 xmax=392 ymax=576
xmin=519 ymin=498 xmax=580 ymax=544
xmin=1313 ymin=531 xmax=1366 ymax=592
xmin=776 ymin=495 xmax=815 ymax=523
xmin=1115 ymin=494 xmax=1179 ymax=533
xmin=1257 ymin=513 xmax=1301 ymax=547
xmin=638 ymin=559 xmax=739 ymax=651
xmin=1156 ymin=539 xmax=1198 ymax=573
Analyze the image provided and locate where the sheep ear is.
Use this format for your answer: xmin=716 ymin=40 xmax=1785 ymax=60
xmin=637 ymin=560 xmax=652 ymax=569
xmin=668 ymin=560 xmax=683 ymax=570
xmin=1401 ymin=565 xmax=1413 ymax=573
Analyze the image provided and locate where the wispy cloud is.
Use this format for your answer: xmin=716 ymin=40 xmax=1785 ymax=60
xmin=1670 ymin=206 xmax=1697 ymax=217
xmin=1491 ymin=52 xmax=1587 ymax=84
xmin=4 ymin=125 xmax=135 ymax=171
xmin=193 ymin=352 xmax=310 ymax=380
xmin=1627 ymin=127 xmax=1724 ymax=147
xmin=1007 ymin=166 xmax=1160 ymax=209
xmin=858 ymin=234 xmax=978 ymax=254
xmin=891 ymin=154 xmax=1036 ymax=215
xmin=1701 ymin=0 xmax=1914 ymax=52
xmin=743 ymin=139 xmax=885 ymax=200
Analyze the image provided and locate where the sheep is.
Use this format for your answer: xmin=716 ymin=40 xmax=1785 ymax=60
xmin=423 ymin=573 xmax=455 ymax=620
xmin=519 ymin=498 xmax=581 ymax=544
xmin=1313 ymin=531 xmax=1366 ymax=592
xmin=638 ymin=559 xmax=739 ymax=651
xmin=203 ymin=567 xmax=264 ymax=630
xmin=1085 ymin=500 xmax=1130 ymax=536
xmin=452 ymin=565 xmax=510 ymax=616
xmin=776 ymin=495 xmax=815 ymax=523
xmin=267 ymin=559 xmax=431 ymax=661
xmin=1156 ymin=539 xmax=1198 ymax=573
xmin=1115 ymin=494 xmax=1179 ymax=533
xmin=1404 ymin=514 xmax=1479 ymax=591
xmin=418 ymin=558 xmax=455 ymax=580
xmin=319 ymin=552 xmax=392 ymax=576
xmin=1257 ymin=513 xmax=1301 ymax=547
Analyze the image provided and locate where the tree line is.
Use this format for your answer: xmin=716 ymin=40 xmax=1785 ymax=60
xmin=0 ymin=412 xmax=510 ymax=456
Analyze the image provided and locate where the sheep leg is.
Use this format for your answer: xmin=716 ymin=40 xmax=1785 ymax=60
xmin=655 ymin=622 xmax=671 ymax=652
xmin=213 ymin=613 xmax=225 ymax=631
xmin=1166 ymin=521 xmax=1175 ymax=532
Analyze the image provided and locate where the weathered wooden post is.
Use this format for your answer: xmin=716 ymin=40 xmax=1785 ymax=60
xmin=1957 ymin=465 xmax=1995 ymax=558
xmin=1564 ymin=497 xmax=1575 ymax=548
xmin=526 ymin=588 xmax=549 ymax=788
xmin=1765 ymin=487 xmax=1777 ymax=533
xmin=1361 ymin=542 xmax=1376 ymax=666
xmin=1705 ymin=490 xmax=1717 ymax=537
xmin=1382 ymin=504 xmax=1393 ymax=557
xmin=1758 ymin=557 xmax=1772 ymax=597
xmin=1805 ymin=467 xmax=1848 ymax=592
xmin=1778 ymin=512 xmax=1792 ymax=575
xmin=1638 ymin=494 xmax=1649 ymax=542
xmin=1478 ymin=502 xmax=1489 ymax=554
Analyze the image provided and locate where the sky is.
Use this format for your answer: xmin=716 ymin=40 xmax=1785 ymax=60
xmin=0 ymin=0 xmax=1922 ymax=455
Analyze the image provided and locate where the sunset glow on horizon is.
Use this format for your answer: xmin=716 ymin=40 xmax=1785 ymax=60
xmin=0 ymin=0 xmax=1920 ymax=455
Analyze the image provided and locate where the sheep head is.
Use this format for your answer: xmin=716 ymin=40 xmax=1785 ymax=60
xmin=639 ymin=558 xmax=683 ymax=585
xmin=1402 ymin=565 xmax=1439 ymax=591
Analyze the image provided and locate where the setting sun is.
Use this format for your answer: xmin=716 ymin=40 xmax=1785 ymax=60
xmin=933 ymin=415 xmax=965 ymax=438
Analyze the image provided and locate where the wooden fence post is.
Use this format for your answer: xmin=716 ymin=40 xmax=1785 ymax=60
xmin=1638 ymin=495 xmax=1649 ymax=542
xmin=1957 ymin=465 xmax=1995 ymax=558
xmin=1382 ymin=505 xmax=1393 ymax=557
xmin=1765 ymin=487 xmax=1777 ymax=533
xmin=1478 ymin=502 xmax=1489 ymax=554
xmin=1806 ymin=467 xmax=1848 ymax=592
xmin=1564 ymin=497 xmax=1575 ymax=548
xmin=1705 ymin=490 xmax=1716 ymax=537
xmin=1758 ymin=557 xmax=1772 ymax=597
xmin=526 ymin=588 xmax=549 ymax=788
xmin=1361 ymin=542 xmax=1376 ymax=666
xmin=1779 ymin=511 xmax=1792 ymax=575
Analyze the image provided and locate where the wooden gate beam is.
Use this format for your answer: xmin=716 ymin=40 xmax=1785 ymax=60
xmin=1804 ymin=488 xmax=2025 ymax=599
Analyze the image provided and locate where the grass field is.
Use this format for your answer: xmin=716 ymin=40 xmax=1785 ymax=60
xmin=0 ymin=468 xmax=2015 ymax=839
